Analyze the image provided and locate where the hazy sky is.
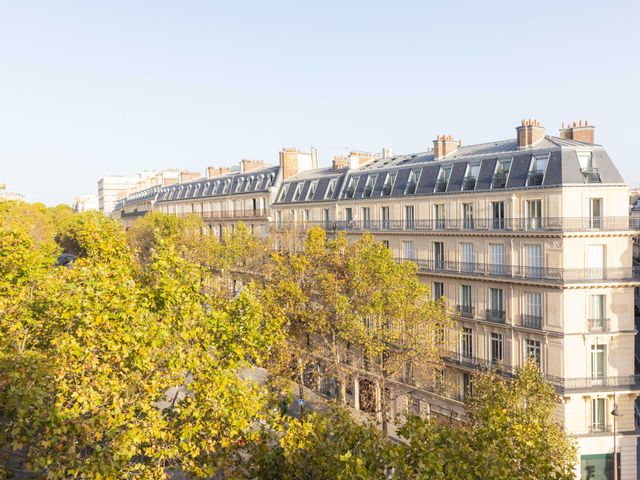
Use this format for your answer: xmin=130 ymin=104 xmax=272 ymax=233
xmin=1 ymin=1 xmax=639 ymax=205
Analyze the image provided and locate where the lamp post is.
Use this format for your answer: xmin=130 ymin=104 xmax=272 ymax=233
xmin=611 ymin=403 xmax=622 ymax=480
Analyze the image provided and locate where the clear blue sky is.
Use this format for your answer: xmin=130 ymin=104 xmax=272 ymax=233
xmin=1 ymin=1 xmax=639 ymax=205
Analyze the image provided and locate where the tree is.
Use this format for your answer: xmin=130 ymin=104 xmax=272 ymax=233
xmin=0 ymin=207 xmax=281 ymax=478
xmin=389 ymin=362 xmax=577 ymax=480
xmin=250 ymin=407 xmax=387 ymax=480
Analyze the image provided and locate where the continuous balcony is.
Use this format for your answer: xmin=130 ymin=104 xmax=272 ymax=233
xmin=401 ymin=258 xmax=640 ymax=284
xmin=176 ymin=208 xmax=268 ymax=219
xmin=442 ymin=350 xmax=640 ymax=394
xmin=485 ymin=309 xmax=506 ymax=323
xmin=322 ymin=216 xmax=640 ymax=233
xmin=456 ymin=305 xmax=475 ymax=318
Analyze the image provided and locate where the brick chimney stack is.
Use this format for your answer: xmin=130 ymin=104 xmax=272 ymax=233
xmin=332 ymin=156 xmax=348 ymax=170
xmin=516 ymin=119 xmax=545 ymax=148
xmin=207 ymin=166 xmax=232 ymax=178
xmin=433 ymin=135 xmax=458 ymax=160
xmin=279 ymin=148 xmax=315 ymax=180
xmin=559 ymin=120 xmax=595 ymax=144
xmin=240 ymin=159 xmax=267 ymax=173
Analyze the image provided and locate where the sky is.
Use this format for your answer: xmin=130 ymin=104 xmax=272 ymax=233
xmin=1 ymin=0 xmax=639 ymax=205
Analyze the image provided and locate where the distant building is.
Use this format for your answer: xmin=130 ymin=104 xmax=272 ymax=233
xmin=72 ymin=194 xmax=99 ymax=212
xmin=98 ymin=169 xmax=201 ymax=217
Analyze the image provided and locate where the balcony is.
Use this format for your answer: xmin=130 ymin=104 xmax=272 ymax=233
xmin=462 ymin=176 xmax=477 ymax=191
xmin=397 ymin=258 xmax=640 ymax=284
xmin=582 ymin=167 xmax=602 ymax=184
xmin=485 ymin=309 xmax=506 ymax=323
xmin=323 ymin=216 xmax=640 ymax=233
xmin=456 ymin=304 xmax=475 ymax=318
xmin=521 ymin=314 xmax=543 ymax=330
xmin=491 ymin=173 xmax=508 ymax=189
xmin=587 ymin=318 xmax=611 ymax=332
xmin=121 ymin=210 xmax=148 ymax=218
xmin=434 ymin=180 xmax=448 ymax=193
xmin=526 ymin=170 xmax=544 ymax=186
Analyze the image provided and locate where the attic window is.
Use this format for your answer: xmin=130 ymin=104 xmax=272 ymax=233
xmin=325 ymin=179 xmax=337 ymax=199
xmin=492 ymin=158 xmax=512 ymax=189
xmin=212 ymin=181 xmax=220 ymax=194
xmin=222 ymin=179 xmax=231 ymax=194
xmin=278 ymin=184 xmax=289 ymax=202
xmin=577 ymin=152 xmax=601 ymax=183
xmin=527 ymin=154 xmax=549 ymax=187
xmin=435 ymin=166 xmax=451 ymax=192
xmin=363 ymin=175 xmax=377 ymax=197
xmin=345 ymin=176 xmax=358 ymax=199
xmin=235 ymin=178 xmax=245 ymax=192
xmin=306 ymin=181 xmax=318 ymax=201
xmin=382 ymin=172 xmax=397 ymax=196
xmin=405 ymin=169 xmax=421 ymax=195
xmin=293 ymin=183 xmax=304 ymax=201
xmin=462 ymin=162 xmax=480 ymax=191
xmin=245 ymin=176 xmax=254 ymax=191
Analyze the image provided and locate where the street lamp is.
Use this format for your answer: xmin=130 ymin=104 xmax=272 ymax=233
xmin=611 ymin=403 xmax=622 ymax=480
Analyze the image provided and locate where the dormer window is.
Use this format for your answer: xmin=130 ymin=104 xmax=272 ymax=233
xmin=245 ymin=176 xmax=254 ymax=191
xmin=235 ymin=178 xmax=245 ymax=193
xmin=293 ymin=183 xmax=303 ymax=201
xmin=278 ymin=184 xmax=289 ymax=202
xmin=382 ymin=172 xmax=397 ymax=196
xmin=306 ymin=181 xmax=318 ymax=201
xmin=492 ymin=158 xmax=511 ymax=189
xmin=212 ymin=181 xmax=220 ymax=194
xmin=222 ymin=179 xmax=231 ymax=194
xmin=578 ymin=151 xmax=601 ymax=183
xmin=344 ymin=176 xmax=358 ymax=199
xmin=462 ymin=162 xmax=480 ymax=191
xmin=363 ymin=175 xmax=377 ymax=197
xmin=405 ymin=170 xmax=421 ymax=195
xmin=527 ymin=154 xmax=549 ymax=186
xmin=435 ymin=166 xmax=451 ymax=192
xmin=325 ymin=179 xmax=337 ymax=199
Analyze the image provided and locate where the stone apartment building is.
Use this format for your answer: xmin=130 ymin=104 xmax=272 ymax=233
xmin=270 ymin=120 xmax=639 ymax=480
xmin=112 ymin=119 xmax=638 ymax=479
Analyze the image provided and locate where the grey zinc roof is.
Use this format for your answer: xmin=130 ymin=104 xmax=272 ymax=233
xmin=274 ymin=136 xmax=625 ymax=204
xmin=155 ymin=166 xmax=279 ymax=203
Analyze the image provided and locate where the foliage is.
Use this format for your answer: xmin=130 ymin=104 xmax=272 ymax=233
xmin=250 ymin=407 xmax=387 ymax=480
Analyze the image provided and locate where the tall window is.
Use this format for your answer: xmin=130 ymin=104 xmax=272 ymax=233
xmin=345 ymin=208 xmax=353 ymax=223
xmin=526 ymin=200 xmax=542 ymax=230
xmin=434 ymin=204 xmax=445 ymax=229
xmin=590 ymin=295 xmax=606 ymax=331
xmin=361 ymin=207 xmax=371 ymax=229
xmin=490 ymin=243 xmax=506 ymax=275
xmin=460 ymin=243 xmax=474 ymax=272
xmin=323 ymin=209 xmax=330 ymax=229
xmin=591 ymin=398 xmax=606 ymax=432
xmin=433 ymin=282 xmax=444 ymax=300
xmin=491 ymin=201 xmax=505 ymax=229
xmin=489 ymin=288 xmax=505 ymax=322
xmin=403 ymin=241 xmax=415 ymax=261
xmin=589 ymin=198 xmax=603 ymax=229
xmin=434 ymin=242 xmax=445 ymax=269
xmin=463 ymin=203 xmax=474 ymax=229
xmin=525 ymin=339 xmax=541 ymax=365
xmin=590 ymin=344 xmax=606 ymax=378
xmin=404 ymin=205 xmax=415 ymax=230
xmin=381 ymin=206 xmax=390 ymax=229
xmin=524 ymin=244 xmax=543 ymax=278
xmin=303 ymin=209 xmax=311 ymax=227
xmin=524 ymin=292 xmax=543 ymax=329
xmin=459 ymin=285 xmax=473 ymax=317
xmin=461 ymin=327 xmax=473 ymax=359
xmin=490 ymin=332 xmax=504 ymax=364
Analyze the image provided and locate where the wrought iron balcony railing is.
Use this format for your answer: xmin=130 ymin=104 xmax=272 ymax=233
xmin=521 ymin=314 xmax=543 ymax=330
xmin=587 ymin=318 xmax=611 ymax=332
xmin=485 ymin=309 xmax=506 ymax=323
xmin=582 ymin=167 xmax=602 ymax=184
xmin=299 ymin=216 xmax=640 ymax=233
xmin=441 ymin=350 xmax=640 ymax=394
xmin=491 ymin=173 xmax=508 ymax=189
xmin=462 ymin=176 xmax=477 ymax=191
xmin=527 ymin=170 xmax=544 ymax=186
xmin=456 ymin=304 xmax=475 ymax=318
xmin=398 ymin=258 xmax=640 ymax=284
xmin=175 ymin=208 xmax=269 ymax=219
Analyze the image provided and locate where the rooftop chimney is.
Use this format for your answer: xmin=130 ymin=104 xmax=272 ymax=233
xmin=382 ymin=147 xmax=393 ymax=158
xmin=516 ymin=119 xmax=545 ymax=148
xmin=240 ymin=159 xmax=267 ymax=173
xmin=433 ymin=134 xmax=458 ymax=160
xmin=279 ymin=148 xmax=315 ymax=180
xmin=332 ymin=156 xmax=349 ymax=170
xmin=559 ymin=120 xmax=595 ymax=144
xmin=207 ymin=166 xmax=232 ymax=178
